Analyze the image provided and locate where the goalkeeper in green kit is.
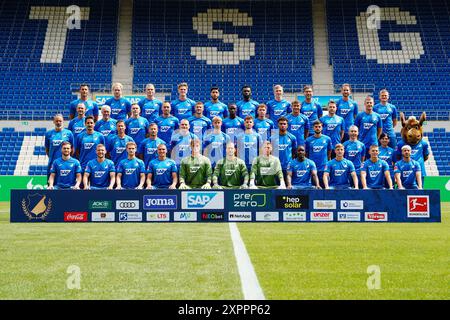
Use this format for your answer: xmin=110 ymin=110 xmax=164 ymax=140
xmin=179 ymin=139 xmax=212 ymax=189
xmin=213 ymin=142 xmax=249 ymax=189
xmin=249 ymin=141 xmax=286 ymax=189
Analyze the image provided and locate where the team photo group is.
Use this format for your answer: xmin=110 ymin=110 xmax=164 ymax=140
xmin=45 ymin=82 xmax=428 ymax=191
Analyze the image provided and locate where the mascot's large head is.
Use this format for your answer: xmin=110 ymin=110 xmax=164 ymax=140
xmin=400 ymin=112 xmax=426 ymax=145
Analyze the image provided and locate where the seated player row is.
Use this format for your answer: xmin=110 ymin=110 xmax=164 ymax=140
xmin=47 ymin=139 xmax=422 ymax=191
xmin=70 ymin=82 xmax=400 ymax=151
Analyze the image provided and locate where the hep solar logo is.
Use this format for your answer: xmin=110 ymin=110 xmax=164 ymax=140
xmin=407 ymin=195 xmax=430 ymax=218
xmin=181 ymin=192 xmax=224 ymax=209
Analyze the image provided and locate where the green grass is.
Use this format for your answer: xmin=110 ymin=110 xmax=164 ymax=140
xmin=0 ymin=202 xmax=448 ymax=299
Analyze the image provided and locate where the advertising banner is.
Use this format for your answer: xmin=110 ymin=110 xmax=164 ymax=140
xmin=0 ymin=176 xmax=47 ymax=201
xmin=424 ymin=176 xmax=450 ymax=202
xmin=10 ymin=189 xmax=441 ymax=223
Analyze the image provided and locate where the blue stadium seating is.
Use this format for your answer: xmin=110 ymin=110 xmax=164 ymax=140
xmin=132 ymin=0 xmax=314 ymax=103
xmin=0 ymin=0 xmax=118 ymax=120
xmin=327 ymin=0 xmax=450 ymax=120
xmin=426 ymin=128 xmax=450 ymax=175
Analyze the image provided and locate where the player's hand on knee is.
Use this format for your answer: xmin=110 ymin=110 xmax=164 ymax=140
xmin=213 ymin=184 xmax=222 ymax=189
xmin=179 ymin=183 xmax=189 ymax=189
xmin=201 ymin=183 xmax=211 ymax=189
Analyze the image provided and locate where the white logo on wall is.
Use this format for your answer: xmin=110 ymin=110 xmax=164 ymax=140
xmin=191 ymin=9 xmax=255 ymax=65
xmin=27 ymin=178 xmax=47 ymax=190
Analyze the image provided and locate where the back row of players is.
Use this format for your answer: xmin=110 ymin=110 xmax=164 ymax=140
xmin=45 ymin=82 xmax=428 ymax=190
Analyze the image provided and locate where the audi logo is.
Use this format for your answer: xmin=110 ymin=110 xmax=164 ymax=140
xmin=116 ymin=201 xmax=139 ymax=209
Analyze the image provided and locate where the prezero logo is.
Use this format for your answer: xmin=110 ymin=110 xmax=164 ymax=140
xmin=116 ymin=200 xmax=139 ymax=210
xmin=232 ymin=193 xmax=266 ymax=208
xmin=144 ymin=195 xmax=177 ymax=210
xmin=181 ymin=192 xmax=224 ymax=209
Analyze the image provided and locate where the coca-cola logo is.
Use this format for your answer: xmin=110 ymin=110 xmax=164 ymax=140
xmin=64 ymin=212 xmax=88 ymax=222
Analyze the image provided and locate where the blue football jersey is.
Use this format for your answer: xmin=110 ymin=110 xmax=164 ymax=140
xmin=105 ymin=97 xmax=131 ymax=120
xmin=287 ymin=158 xmax=317 ymax=187
xmin=305 ymin=135 xmax=332 ymax=171
xmin=395 ymin=139 xmax=429 ymax=176
xmin=204 ymin=101 xmax=228 ymax=120
xmin=394 ymin=159 xmax=421 ymax=189
xmin=94 ymin=118 xmax=117 ymax=138
xmin=324 ymin=158 xmax=355 ymax=188
xmin=76 ymin=131 xmax=105 ymax=169
xmin=138 ymin=137 xmax=167 ymax=169
xmin=171 ymin=98 xmax=196 ymax=120
xmin=336 ymin=98 xmax=358 ymax=132
xmin=362 ymin=159 xmax=390 ymax=189
xmin=270 ymin=131 xmax=297 ymax=170
xmin=188 ymin=116 xmax=212 ymax=140
xmin=254 ymin=118 xmax=275 ymax=141
xmin=85 ymin=158 xmax=115 ymax=188
xmin=203 ymin=132 xmax=231 ymax=167
xmin=147 ymin=158 xmax=178 ymax=188
xmin=154 ymin=116 xmax=180 ymax=146
xmin=236 ymin=99 xmax=259 ymax=118
xmin=286 ymin=113 xmax=310 ymax=146
xmin=373 ymin=103 xmax=398 ymax=136
xmin=266 ymin=99 xmax=292 ymax=123
xmin=45 ymin=129 xmax=74 ymax=167
xmin=117 ymin=157 xmax=146 ymax=189
xmin=236 ymin=130 xmax=262 ymax=169
xmin=125 ymin=117 xmax=150 ymax=147
xmin=138 ymin=98 xmax=163 ymax=124
xmin=107 ymin=134 xmax=135 ymax=167
xmin=68 ymin=117 xmax=86 ymax=148
xmin=50 ymin=157 xmax=82 ymax=188
xmin=343 ymin=140 xmax=366 ymax=174
xmin=69 ymin=99 xmax=99 ymax=119
xmin=300 ymin=101 xmax=323 ymax=127
xmin=354 ymin=111 xmax=382 ymax=148
xmin=320 ymin=115 xmax=344 ymax=147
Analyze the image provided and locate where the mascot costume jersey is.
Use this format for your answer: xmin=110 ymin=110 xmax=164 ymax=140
xmin=396 ymin=112 xmax=429 ymax=179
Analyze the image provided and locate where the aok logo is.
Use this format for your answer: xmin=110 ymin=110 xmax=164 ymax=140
xmin=181 ymin=192 xmax=224 ymax=209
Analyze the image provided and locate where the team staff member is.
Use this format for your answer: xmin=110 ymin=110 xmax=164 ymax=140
xmin=361 ymin=145 xmax=393 ymax=189
xmin=394 ymin=145 xmax=422 ymax=190
xmin=45 ymin=114 xmax=74 ymax=176
xmin=213 ymin=142 xmax=249 ymax=189
xmin=286 ymin=145 xmax=320 ymax=189
xmin=179 ymin=139 xmax=212 ymax=189
xmin=116 ymin=142 xmax=146 ymax=190
xmin=323 ymin=144 xmax=358 ymax=189
xmin=83 ymin=144 xmax=116 ymax=190
xmin=249 ymin=141 xmax=286 ymax=189
xmin=94 ymin=105 xmax=117 ymax=140
xmin=146 ymin=144 xmax=178 ymax=189
xmin=47 ymin=141 xmax=82 ymax=190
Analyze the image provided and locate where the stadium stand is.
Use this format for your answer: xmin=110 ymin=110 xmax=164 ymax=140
xmin=0 ymin=0 xmax=118 ymax=120
xmin=132 ymin=0 xmax=313 ymax=102
xmin=426 ymin=128 xmax=450 ymax=175
xmin=326 ymin=0 xmax=450 ymax=120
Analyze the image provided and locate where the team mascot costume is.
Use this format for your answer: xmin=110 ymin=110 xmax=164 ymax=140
xmin=397 ymin=111 xmax=429 ymax=180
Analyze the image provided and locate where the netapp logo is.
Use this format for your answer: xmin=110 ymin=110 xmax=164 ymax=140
xmin=340 ymin=200 xmax=364 ymax=210
xmin=283 ymin=212 xmax=307 ymax=222
xmin=313 ymin=200 xmax=336 ymax=210
xmin=201 ymin=213 xmax=225 ymax=221
xmin=119 ymin=212 xmax=143 ymax=222
xmin=181 ymin=192 xmax=224 ymax=209
xmin=228 ymin=212 xmax=252 ymax=222
xmin=146 ymin=212 xmax=170 ymax=222
xmin=144 ymin=195 xmax=177 ymax=210
xmin=255 ymin=212 xmax=279 ymax=221
xmin=116 ymin=200 xmax=139 ymax=210
xmin=174 ymin=212 xmax=197 ymax=221
xmin=233 ymin=193 xmax=266 ymax=208
xmin=91 ymin=212 xmax=115 ymax=222
xmin=310 ymin=212 xmax=334 ymax=221
xmin=337 ymin=212 xmax=361 ymax=222
xmin=276 ymin=195 xmax=309 ymax=209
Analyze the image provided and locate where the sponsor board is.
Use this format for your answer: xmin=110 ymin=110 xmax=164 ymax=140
xmin=89 ymin=200 xmax=112 ymax=210
xmin=118 ymin=212 xmax=143 ymax=222
xmin=64 ymin=212 xmax=88 ymax=222
xmin=310 ymin=212 xmax=334 ymax=221
xmin=407 ymin=195 xmax=430 ymax=218
xmin=313 ymin=200 xmax=336 ymax=210
xmin=232 ymin=193 xmax=267 ymax=208
xmin=337 ymin=212 xmax=361 ymax=222
xmin=146 ymin=212 xmax=170 ymax=222
xmin=181 ymin=192 xmax=224 ymax=210
xmin=276 ymin=195 xmax=309 ymax=209
xmin=201 ymin=212 xmax=225 ymax=221
xmin=174 ymin=212 xmax=197 ymax=221
xmin=255 ymin=212 xmax=280 ymax=221
xmin=228 ymin=212 xmax=252 ymax=222
xmin=365 ymin=212 xmax=388 ymax=222
xmin=143 ymin=195 xmax=177 ymax=210
xmin=91 ymin=212 xmax=115 ymax=222
xmin=340 ymin=200 xmax=364 ymax=210
xmin=116 ymin=200 xmax=140 ymax=210
xmin=282 ymin=211 xmax=307 ymax=222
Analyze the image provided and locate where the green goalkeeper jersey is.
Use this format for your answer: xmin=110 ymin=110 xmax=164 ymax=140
xmin=250 ymin=155 xmax=283 ymax=189
xmin=179 ymin=155 xmax=212 ymax=188
xmin=213 ymin=157 xmax=249 ymax=188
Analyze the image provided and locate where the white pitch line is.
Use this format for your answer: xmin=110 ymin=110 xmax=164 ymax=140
xmin=228 ymin=222 xmax=265 ymax=300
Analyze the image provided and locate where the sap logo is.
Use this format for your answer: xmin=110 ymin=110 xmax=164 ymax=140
xmin=101 ymin=130 xmax=111 ymax=136
xmin=411 ymin=149 xmax=419 ymax=156
xmin=402 ymin=170 xmax=413 ymax=177
xmin=304 ymin=111 xmax=313 ymax=117
xmin=313 ymin=146 xmax=324 ymax=152
xmin=193 ymin=126 xmax=202 ymax=133
xmin=348 ymin=150 xmax=359 ymax=157
xmin=125 ymin=168 xmax=136 ymax=175
xmin=225 ymin=169 xmax=235 ymax=176
xmin=115 ymin=147 xmax=126 ymax=154
xmin=160 ymin=126 xmax=170 ymax=132
xmin=182 ymin=192 xmax=224 ymax=209
xmin=178 ymin=108 xmax=188 ymax=114
xmin=296 ymin=170 xmax=307 ymax=177
xmin=369 ymin=170 xmax=381 ymax=178
xmin=290 ymin=125 xmax=301 ymax=131
xmin=340 ymin=109 xmax=350 ymax=115
xmin=363 ymin=123 xmax=374 ymax=130
xmin=189 ymin=166 xmax=200 ymax=173
xmin=174 ymin=211 xmax=197 ymax=221
xmin=84 ymin=143 xmax=95 ymax=149
xmin=144 ymin=195 xmax=177 ymax=210
xmin=156 ymin=168 xmax=167 ymax=175
xmin=210 ymin=111 xmax=220 ymax=116
xmin=52 ymin=139 xmax=63 ymax=146
xmin=278 ymin=144 xmax=288 ymax=151
xmin=244 ymin=142 xmax=255 ymax=148
xmin=94 ymin=171 xmax=105 ymax=178
xmin=145 ymin=109 xmax=155 ymax=115
xmin=334 ymin=169 xmax=346 ymax=176
xmin=112 ymin=108 xmax=121 ymax=114
xmin=60 ymin=170 xmax=71 ymax=176
xmin=179 ymin=144 xmax=189 ymax=151
xmin=380 ymin=114 xmax=389 ymax=120
xmin=146 ymin=147 xmax=157 ymax=154
xmin=227 ymin=128 xmax=237 ymax=134
xmin=75 ymin=128 xmax=85 ymax=133
xmin=327 ymin=124 xmax=338 ymax=130
xmin=274 ymin=110 xmax=283 ymax=116
xmin=130 ymin=128 xmax=140 ymax=134
xmin=260 ymin=167 xmax=274 ymax=176
xmin=211 ymin=142 xmax=223 ymax=148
